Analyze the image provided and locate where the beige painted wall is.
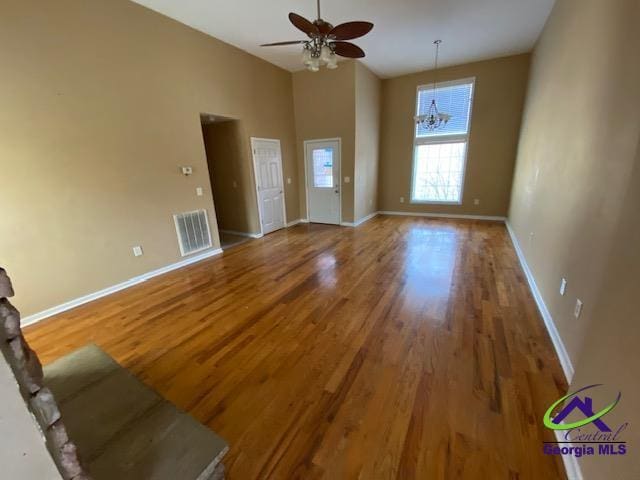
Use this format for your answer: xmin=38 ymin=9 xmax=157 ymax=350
xmin=509 ymin=0 xmax=640 ymax=477
xmin=378 ymin=54 xmax=530 ymax=216
xmin=202 ymin=121 xmax=259 ymax=234
xmin=354 ymin=63 xmax=381 ymax=222
xmin=0 ymin=0 xmax=298 ymax=317
xmin=509 ymin=0 xmax=639 ymax=363
xmin=292 ymin=62 xmax=356 ymax=223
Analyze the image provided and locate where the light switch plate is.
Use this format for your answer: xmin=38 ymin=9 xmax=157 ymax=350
xmin=574 ymin=299 xmax=583 ymax=319
xmin=560 ymin=278 xmax=567 ymax=296
xmin=132 ymin=246 xmax=143 ymax=257
xmin=287 ymin=178 xmax=292 ymax=184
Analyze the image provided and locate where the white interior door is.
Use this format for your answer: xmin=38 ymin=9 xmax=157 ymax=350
xmin=251 ymin=138 xmax=286 ymax=235
xmin=305 ymin=139 xmax=341 ymax=225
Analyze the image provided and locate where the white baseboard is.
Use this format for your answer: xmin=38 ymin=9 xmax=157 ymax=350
xmin=505 ymin=221 xmax=574 ymax=382
xmin=286 ymin=219 xmax=302 ymax=227
xmin=342 ymin=211 xmax=379 ymax=228
xmin=219 ymin=229 xmax=262 ymax=239
xmin=378 ymin=211 xmax=506 ymax=222
xmin=21 ymin=247 xmax=223 ymax=327
xmin=299 ymin=218 xmax=309 ymax=223
xmin=554 ymin=429 xmax=584 ymax=480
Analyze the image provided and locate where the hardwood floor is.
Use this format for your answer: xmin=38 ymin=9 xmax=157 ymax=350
xmin=25 ymin=216 xmax=568 ymax=479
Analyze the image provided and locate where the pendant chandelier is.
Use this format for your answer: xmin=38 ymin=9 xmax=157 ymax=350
xmin=415 ymin=40 xmax=451 ymax=131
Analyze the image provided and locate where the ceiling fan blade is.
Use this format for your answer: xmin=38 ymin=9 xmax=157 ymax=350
xmin=329 ymin=21 xmax=374 ymax=40
xmin=315 ymin=19 xmax=333 ymax=35
xmin=332 ymin=41 xmax=365 ymax=58
xmin=288 ymin=13 xmax=319 ymax=37
xmin=260 ymin=40 xmax=306 ymax=47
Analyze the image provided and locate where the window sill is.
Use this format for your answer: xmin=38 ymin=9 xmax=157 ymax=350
xmin=409 ymin=200 xmax=463 ymax=206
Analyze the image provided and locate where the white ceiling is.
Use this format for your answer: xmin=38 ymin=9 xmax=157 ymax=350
xmin=131 ymin=0 xmax=555 ymax=78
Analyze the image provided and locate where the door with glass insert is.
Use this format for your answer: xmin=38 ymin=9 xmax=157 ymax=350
xmin=305 ymin=139 xmax=341 ymax=225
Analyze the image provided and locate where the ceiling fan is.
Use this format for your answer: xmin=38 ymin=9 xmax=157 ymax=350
xmin=260 ymin=0 xmax=374 ymax=71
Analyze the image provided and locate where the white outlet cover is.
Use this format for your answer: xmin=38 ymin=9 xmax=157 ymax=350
xmin=560 ymin=278 xmax=567 ymax=296
xmin=474 ymin=198 xmax=480 ymax=205
xmin=196 ymin=187 xmax=203 ymax=196
xmin=287 ymin=178 xmax=292 ymax=184
xmin=132 ymin=246 xmax=143 ymax=257
xmin=344 ymin=176 xmax=351 ymax=183
xmin=400 ymin=197 xmax=405 ymax=203
xmin=574 ymin=299 xmax=583 ymax=318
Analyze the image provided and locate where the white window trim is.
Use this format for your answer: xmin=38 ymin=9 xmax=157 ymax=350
xmin=410 ymin=77 xmax=476 ymax=205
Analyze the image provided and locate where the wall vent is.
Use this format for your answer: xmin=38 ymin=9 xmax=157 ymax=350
xmin=173 ymin=209 xmax=212 ymax=256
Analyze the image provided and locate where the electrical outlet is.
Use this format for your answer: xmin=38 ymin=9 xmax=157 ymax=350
xmin=400 ymin=197 xmax=405 ymax=203
xmin=560 ymin=278 xmax=567 ymax=296
xmin=574 ymin=299 xmax=583 ymax=319
xmin=287 ymin=178 xmax=292 ymax=184
xmin=474 ymin=198 xmax=480 ymax=205
xmin=132 ymin=246 xmax=143 ymax=257
xmin=196 ymin=187 xmax=203 ymax=196
xmin=344 ymin=176 xmax=351 ymax=184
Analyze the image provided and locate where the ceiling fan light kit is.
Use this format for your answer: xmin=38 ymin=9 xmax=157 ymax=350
xmin=260 ymin=0 xmax=373 ymax=72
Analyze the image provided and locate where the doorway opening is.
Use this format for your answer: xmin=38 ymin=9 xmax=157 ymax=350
xmin=200 ymin=113 xmax=256 ymax=249
xmin=304 ymin=138 xmax=342 ymax=225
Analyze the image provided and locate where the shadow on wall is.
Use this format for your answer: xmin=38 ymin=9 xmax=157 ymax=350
xmin=200 ymin=115 xmax=260 ymax=235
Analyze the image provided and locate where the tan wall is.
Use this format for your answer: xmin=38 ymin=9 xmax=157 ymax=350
xmin=292 ymin=62 xmax=356 ymax=223
xmin=509 ymin=0 xmax=640 ymax=477
xmin=202 ymin=121 xmax=259 ymax=234
xmin=0 ymin=0 xmax=299 ymax=317
xmin=509 ymin=0 xmax=639 ymax=362
xmin=378 ymin=54 xmax=530 ymax=216
xmin=354 ymin=63 xmax=382 ymax=221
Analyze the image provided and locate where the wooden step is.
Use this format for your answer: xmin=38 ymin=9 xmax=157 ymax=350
xmin=44 ymin=344 xmax=228 ymax=480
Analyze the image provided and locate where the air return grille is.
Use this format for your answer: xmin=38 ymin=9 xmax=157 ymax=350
xmin=173 ymin=209 xmax=212 ymax=256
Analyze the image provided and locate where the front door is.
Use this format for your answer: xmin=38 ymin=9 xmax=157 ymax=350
xmin=251 ymin=138 xmax=286 ymax=235
xmin=305 ymin=139 xmax=341 ymax=225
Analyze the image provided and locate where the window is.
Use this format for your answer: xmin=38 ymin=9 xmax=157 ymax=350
xmin=411 ymin=78 xmax=475 ymax=204
xmin=312 ymin=148 xmax=334 ymax=188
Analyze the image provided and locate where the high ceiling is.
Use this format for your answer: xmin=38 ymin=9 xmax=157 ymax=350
xmin=131 ymin=0 xmax=555 ymax=78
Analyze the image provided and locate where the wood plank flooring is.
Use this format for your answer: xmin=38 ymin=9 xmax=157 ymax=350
xmin=25 ymin=216 xmax=568 ymax=479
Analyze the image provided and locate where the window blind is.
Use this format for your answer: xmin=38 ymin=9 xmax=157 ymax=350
xmin=416 ymin=81 xmax=474 ymax=138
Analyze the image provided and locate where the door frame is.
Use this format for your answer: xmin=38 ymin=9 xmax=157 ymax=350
xmin=250 ymin=137 xmax=287 ymax=236
xmin=303 ymin=137 xmax=342 ymax=225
